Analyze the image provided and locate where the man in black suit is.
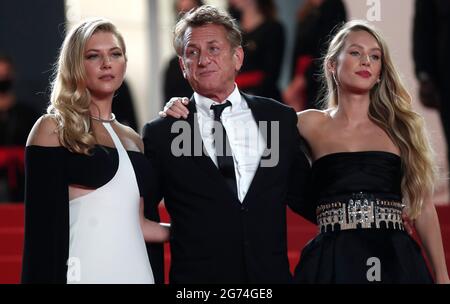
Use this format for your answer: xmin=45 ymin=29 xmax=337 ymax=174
xmin=143 ymin=5 xmax=312 ymax=284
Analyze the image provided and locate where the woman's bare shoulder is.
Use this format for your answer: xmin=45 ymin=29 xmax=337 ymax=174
xmin=26 ymin=114 xmax=61 ymax=147
xmin=296 ymin=109 xmax=331 ymax=135
xmin=297 ymin=109 xmax=330 ymax=121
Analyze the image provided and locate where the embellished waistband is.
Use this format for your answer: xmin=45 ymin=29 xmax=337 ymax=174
xmin=316 ymin=192 xmax=405 ymax=233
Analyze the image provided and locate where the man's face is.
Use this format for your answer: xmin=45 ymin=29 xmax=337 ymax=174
xmin=179 ymin=24 xmax=243 ymax=101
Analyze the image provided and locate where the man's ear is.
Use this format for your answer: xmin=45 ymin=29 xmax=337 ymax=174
xmin=178 ymin=56 xmax=187 ymax=79
xmin=233 ymin=46 xmax=244 ymax=72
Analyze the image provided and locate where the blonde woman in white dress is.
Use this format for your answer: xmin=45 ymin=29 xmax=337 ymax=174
xmin=22 ymin=18 xmax=169 ymax=284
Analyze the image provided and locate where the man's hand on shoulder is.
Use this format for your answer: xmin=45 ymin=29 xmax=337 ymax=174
xmin=159 ymin=97 xmax=190 ymax=119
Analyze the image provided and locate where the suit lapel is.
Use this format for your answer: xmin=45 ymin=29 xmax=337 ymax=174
xmin=186 ymin=97 xmax=218 ymax=177
xmin=241 ymin=93 xmax=273 ymax=206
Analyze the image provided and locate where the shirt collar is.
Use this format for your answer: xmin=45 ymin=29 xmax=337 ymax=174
xmin=194 ymin=84 xmax=242 ymax=114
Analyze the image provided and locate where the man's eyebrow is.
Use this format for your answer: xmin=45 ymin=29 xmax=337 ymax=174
xmin=186 ymin=40 xmax=220 ymax=47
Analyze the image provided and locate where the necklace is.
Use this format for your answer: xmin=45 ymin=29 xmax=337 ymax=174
xmin=90 ymin=113 xmax=116 ymax=123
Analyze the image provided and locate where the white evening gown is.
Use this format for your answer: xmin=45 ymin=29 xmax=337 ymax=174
xmin=67 ymin=122 xmax=154 ymax=284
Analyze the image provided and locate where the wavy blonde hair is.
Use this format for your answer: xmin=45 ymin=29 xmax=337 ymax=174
xmin=47 ymin=18 xmax=126 ymax=155
xmin=322 ymin=20 xmax=436 ymax=219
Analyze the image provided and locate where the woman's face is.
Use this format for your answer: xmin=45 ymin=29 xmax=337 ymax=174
xmin=83 ymin=31 xmax=126 ymax=99
xmin=333 ymin=30 xmax=382 ymax=94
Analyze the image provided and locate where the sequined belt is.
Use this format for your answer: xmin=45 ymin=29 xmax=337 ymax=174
xmin=316 ymin=192 xmax=405 ymax=233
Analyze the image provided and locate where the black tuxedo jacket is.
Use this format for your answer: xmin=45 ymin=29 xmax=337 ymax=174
xmin=143 ymin=93 xmax=312 ymax=283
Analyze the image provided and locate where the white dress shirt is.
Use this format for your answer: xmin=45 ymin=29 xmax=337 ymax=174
xmin=194 ymin=86 xmax=266 ymax=202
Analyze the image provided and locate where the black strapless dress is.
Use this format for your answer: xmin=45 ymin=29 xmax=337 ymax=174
xmin=293 ymin=151 xmax=433 ymax=284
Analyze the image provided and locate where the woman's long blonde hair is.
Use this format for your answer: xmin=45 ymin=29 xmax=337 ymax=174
xmin=47 ymin=18 xmax=126 ymax=155
xmin=323 ymin=20 xmax=436 ymax=219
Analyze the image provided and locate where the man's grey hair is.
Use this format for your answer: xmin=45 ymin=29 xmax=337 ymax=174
xmin=173 ymin=5 xmax=242 ymax=56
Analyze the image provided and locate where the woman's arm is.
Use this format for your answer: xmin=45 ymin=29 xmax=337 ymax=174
xmin=139 ymin=199 xmax=170 ymax=243
xmin=22 ymin=115 xmax=69 ymax=283
xmin=415 ymin=199 xmax=450 ymax=283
